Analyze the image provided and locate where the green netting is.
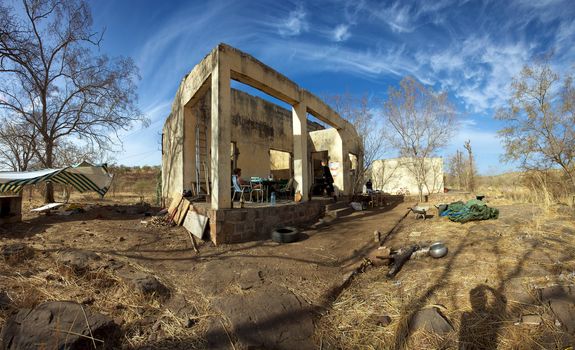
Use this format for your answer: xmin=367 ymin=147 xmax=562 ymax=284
xmin=441 ymin=199 xmax=499 ymax=223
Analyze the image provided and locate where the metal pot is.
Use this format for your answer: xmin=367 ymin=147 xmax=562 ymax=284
xmin=429 ymin=242 xmax=448 ymax=258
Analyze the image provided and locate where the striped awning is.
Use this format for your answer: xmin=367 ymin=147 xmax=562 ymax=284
xmin=0 ymin=162 xmax=113 ymax=197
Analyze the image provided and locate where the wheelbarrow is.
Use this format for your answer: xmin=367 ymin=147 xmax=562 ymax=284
xmin=410 ymin=206 xmax=429 ymax=220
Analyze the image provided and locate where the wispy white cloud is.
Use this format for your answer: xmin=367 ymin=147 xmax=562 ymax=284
xmin=261 ymin=40 xmax=421 ymax=80
xmin=87 ymin=0 xmax=575 ymax=169
xmin=277 ymin=4 xmax=309 ymax=36
xmin=372 ymin=3 xmax=415 ymax=33
xmin=370 ymin=0 xmax=456 ymax=33
xmin=332 ymin=24 xmax=351 ymax=42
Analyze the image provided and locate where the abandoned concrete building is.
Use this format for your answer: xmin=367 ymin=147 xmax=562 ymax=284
xmin=162 ymin=44 xmax=362 ymax=244
xmin=370 ymin=157 xmax=444 ymax=195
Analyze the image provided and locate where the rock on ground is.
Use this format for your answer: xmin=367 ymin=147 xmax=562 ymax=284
xmin=117 ymin=269 xmax=170 ymax=299
xmin=1 ymin=243 xmax=34 ymax=264
xmin=0 ymin=301 xmax=120 ymax=349
xmin=0 ymin=291 xmax=11 ymax=310
xmin=540 ymin=285 xmax=575 ymax=333
xmin=56 ymin=249 xmax=101 ymax=273
xmin=409 ymin=307 xmax=454 ymax=335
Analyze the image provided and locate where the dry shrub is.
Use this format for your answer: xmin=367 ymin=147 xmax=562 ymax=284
xmin=477 ymin=170 xmax=574 ymax=211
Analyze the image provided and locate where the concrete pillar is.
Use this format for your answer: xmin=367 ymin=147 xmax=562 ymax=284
xmin=292 ymin=102 xmax=309 ymax=200
xmin=210 ymin=56 xmax=232 ymax=209
xmin=340 ymin=143 xmax=351 ymax=195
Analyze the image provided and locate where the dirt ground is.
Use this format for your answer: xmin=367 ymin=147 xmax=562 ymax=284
xmin=318 ymin=199 xmax=575 ymax=349
xmin=0 ymin=198 xmax=412 ymax=349
xmin=1 ymin=195 xmax=574 ymax=349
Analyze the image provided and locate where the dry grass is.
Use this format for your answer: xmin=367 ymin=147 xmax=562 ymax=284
xmin=316 ymin=199 xmax=575 ymax=349
xmin=0 ymin=245 xmax=210 ymax=349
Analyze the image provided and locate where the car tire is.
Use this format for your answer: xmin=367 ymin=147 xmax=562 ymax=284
xmin=271 ymin=227 xmax=299 ymax=243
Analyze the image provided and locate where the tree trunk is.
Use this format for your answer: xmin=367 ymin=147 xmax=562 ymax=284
xmin=44 ymin=141 xmax=55 ymax=203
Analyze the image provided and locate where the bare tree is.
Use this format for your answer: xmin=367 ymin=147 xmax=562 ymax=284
xmin=497 ymin=59 xmax=575 ymax=192
xmin=53 ymin=140 xmax=114 ymax=167
xmin=383 ymin=76 xmax=456 ymax=200
xmin=370 ymin=159 xmax=399 ymax=192
xmin=0 ymin=0 xmax=146 ymax=202
xmin=328 ymin=93 xmax=386 ymax=192
xmin=447 ymin=141 xmax=477 ymax=192
xmin=0 ymin=119 xmax=37 ymax=171
xmin=463 ymin=140 xmax=476 ymax=192
xmin=447 ymin=150 xmax=465 ymax=189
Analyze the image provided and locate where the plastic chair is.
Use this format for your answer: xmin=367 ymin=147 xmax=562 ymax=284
xmin=277 ymin=178 xmax=294 ymax=200
xmin=232 ymin=175 xmax=251 ymax=202
xmin=250 ymin=177 xmax=264 ymax=202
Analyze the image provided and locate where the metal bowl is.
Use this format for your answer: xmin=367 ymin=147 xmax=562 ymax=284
xmin=429 ymin=242 xmax=448 ymax=258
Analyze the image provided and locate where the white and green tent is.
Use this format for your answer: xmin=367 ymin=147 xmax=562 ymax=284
xmin=0 ymin=162 xmax=113 ymax=197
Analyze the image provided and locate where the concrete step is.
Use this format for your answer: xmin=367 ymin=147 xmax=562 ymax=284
xmin=325 ymin=201 xmax=349 ymax=211
xmin=326 ymin=206 xmax=353 ymax=219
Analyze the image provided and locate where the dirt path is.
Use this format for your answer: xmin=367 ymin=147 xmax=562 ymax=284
xmin=1 ymin=200 xmax=415 ymax=349
xmin=126 ymin=201 xmax=415 ymax=349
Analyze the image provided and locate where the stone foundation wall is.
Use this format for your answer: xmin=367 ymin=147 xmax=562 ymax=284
xmin=204 ymin=201 xmax=326 ymax=244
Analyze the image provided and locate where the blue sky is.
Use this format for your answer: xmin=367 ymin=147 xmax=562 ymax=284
xmin=89 ymin=0 xmax=575 ymax=175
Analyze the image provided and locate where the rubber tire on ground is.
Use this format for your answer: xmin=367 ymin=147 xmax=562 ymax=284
xmin=271 ymin=227 xmax=299 ymax=243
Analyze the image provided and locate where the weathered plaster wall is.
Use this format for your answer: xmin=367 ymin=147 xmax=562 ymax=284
xmin=162 ymin=43 xmax=363 ymax=206
xmin=161 ymin=111 xmax=184 ymax=198
xmin=231 ymin=89 xmax=293 ymax=179
xmin=309 ymin=129 xmax=343 ymax=193
xmin=370 ymin=157 xmax=444 ymax=195
xmin=180 ymin=88 xmax=330 ymax=188
xmin=308 ymin=128 xmax=363 ymax=195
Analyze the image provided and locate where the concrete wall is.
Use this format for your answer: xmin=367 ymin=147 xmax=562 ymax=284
xmin=200 ymin=200 xmax=326 ymax=244
xmin=231 ymin=89 xmax=294 ymax=179
xmin=370 ymin=157 xmax=444 ymax=195
xmin=309 ymin=128 xmax=363 ymax=196
xmin=161 ymin=111 xmax=184 ymax=198
xmin=309 ymin=129 xmax=343 ymax=194
xmin=176 ymin=88 xmax=333 ymax=191
xmin=162 ymin=43 xmax=363 ymax=208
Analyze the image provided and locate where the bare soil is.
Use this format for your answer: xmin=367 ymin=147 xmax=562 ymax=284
xmin=2 ymin=194 xmax=574 ymax=349
xmin=317 ymin=200 xmax=575 ymax=349
xmin=0 ymin=198 xmax=413 ymax=349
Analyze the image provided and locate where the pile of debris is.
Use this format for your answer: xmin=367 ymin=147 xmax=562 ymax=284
xmin=367 ymin=241 xmax=448 ymax=278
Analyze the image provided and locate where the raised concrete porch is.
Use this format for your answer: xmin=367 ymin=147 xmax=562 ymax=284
xmin=188 ymin=197 xmax=333 ymax=244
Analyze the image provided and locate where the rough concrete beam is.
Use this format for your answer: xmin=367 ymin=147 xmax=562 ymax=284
xmin=210 ymin=52 xmax=232 ymax=209
xmin=179 ymin=51 xmax=217 ymax=108
xmin=292 ymin=102 xmax=309 ymax=200
xmin=230 ymin=71 xmax=298 ymax=106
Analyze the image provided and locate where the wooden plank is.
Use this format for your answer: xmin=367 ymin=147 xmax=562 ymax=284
xmin=31 ymin=202 xmax=65 ymax=212
xmin=183 ymin=210 xmax=209 ymax=239
xmin=173 ymin=200 xmax=186 ymax=225
xmin=176 ymin=200 xmax=191 ymax=226
xmin=167 ymin=194 xmax=183 ymax=225
xmin=167 ymin=194 xmax=183 ymax=217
